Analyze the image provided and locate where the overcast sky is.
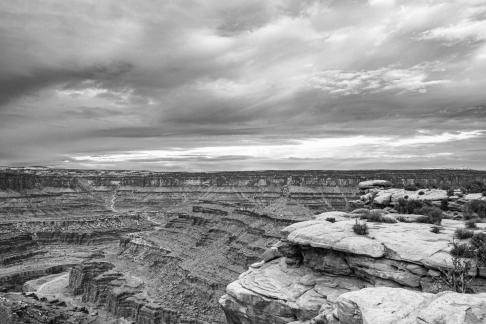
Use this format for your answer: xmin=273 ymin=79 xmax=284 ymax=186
xmin=0 ymin=0 xmax=485 ymax=171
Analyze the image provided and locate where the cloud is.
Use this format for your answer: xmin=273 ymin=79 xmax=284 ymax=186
xmin=309 ymin=62 xmax=449 ymax=95
xmin=0 ymin=0 xmax=485 ymax=170
xmin=69 ymin=131 xmax=484 ymax=166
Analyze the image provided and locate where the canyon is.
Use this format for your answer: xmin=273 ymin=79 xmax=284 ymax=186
xmin=1 ymin=167 xmax=486 ymax=323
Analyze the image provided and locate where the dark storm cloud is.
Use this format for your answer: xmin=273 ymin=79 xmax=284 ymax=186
xmin=0 ymin=0 xmax=485 ymax=170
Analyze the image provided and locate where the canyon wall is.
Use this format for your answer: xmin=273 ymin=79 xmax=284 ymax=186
xmin=220 ymin=212 xmax=486 ymax=323
xmin=1 ymin=167 xmax=486 ymax=323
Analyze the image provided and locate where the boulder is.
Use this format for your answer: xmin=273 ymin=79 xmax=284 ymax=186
xmin=328 ymin=287 xmax=486 ymax=324
xmin=283 ymin=218 xmax=471 ymax=270
xmin=373 ymin=188 xmax=448 ymax=205
xmin=358 ymin=180 xmax=392 ymax=190
xmin=465 ymin=193 xmax=486 ymax=201
xmin=283 ymin=220 xmax=386 ymax=258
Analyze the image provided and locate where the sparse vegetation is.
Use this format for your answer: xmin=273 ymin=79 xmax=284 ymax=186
xmin=359 ymin=210 xmax=397 ymax=223
xmin=416 ymin=215 xmax=433 ymax=223
xmin=396 ymin=215 xmax=406 ymax=222
xmin=470 ymin=232 xmax=486 ymax=266
xmin=454 ymin=228 xmax=475 ymax=240
xmin=353 ymin=220 xmax=368 ymax=235
xmin=450 ymin=241 xmax=476 ymax=258
xmin=463 ymin=200 xmax=486 ymax=219
xmin=396 ymin=198 xmax=424 ymax=214
xmin=440 ymin=199 xmax=448 ymax=211
xmin=430 ymin=225 xmax=441 ymax=234
xmin=465 ymin=181 xmax=486 ymax=194
xmin=404 ymin=184 xmax=419 ymax=191
xmin=436 ymin=254 xmax=474 ymax=293
xmin=415 ymin=206 xmax=443 ymax=224
xmin=440 ymin=232 xmax=486 ymax=293
xmin=326 ymin=217 xmax=336 ymax=223
xmin=465 ymin=219 xmax=478 ymax=229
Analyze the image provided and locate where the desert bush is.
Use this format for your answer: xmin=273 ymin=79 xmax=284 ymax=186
xmin=465 ymin=219 xmax=478 ymax=229
xmin=396 ymin=215 xmax=406 ymax=222
xmin=463 ymin=200 xmax=486 ymax=219
xmin=415 ymin=206 xmax=443 ymax=224
xmin=437 ymin=255 xmax=474 ymax=293
xmin=416 ymin=216 xmax=433 ymax=223
xmin=440 ymin=199 xmax=448 ymax=211
xmin=396 ymin=198 xmax=424 ymax=214
xmin=326 ymin=217 xmax=336 ymax=223
xmin=360 ymin=210 xmax=397 ymax=223
xmin=418 ymin=191 xmax=425 ymax=195
xmin=450 ymin=241 xmax=476 ymax=258
xmin=404 ymin=184 xmax=418 ymax=191
xmin=454 ymin=228 xmax=475 ymax=240
xmin=465 ymin=181 xmax=486 ymax=193
xmin=353 ymin=220 xmax=368 ymax=235
xmin=470 ymin=233 xmax=486 ymax=266
xmin=430 ymin=225 xmax=441 ymax=234
xmin=440 ymin=183 xmax=451 ymax=190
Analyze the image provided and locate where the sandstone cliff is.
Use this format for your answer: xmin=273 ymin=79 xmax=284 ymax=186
xmin=220 ymin=212 xmax=486 ymax=323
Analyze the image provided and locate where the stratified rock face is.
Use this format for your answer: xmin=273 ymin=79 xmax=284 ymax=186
xmin=2 ymin=167 xmax=486 ymax=323
xmin=220 ymin=213 xmax=486 ymax=324
xmin=68 ymin=261 xmax=207 ymax=324
xmin=0 ymin=292 xmax=93 ymax=324
xmin=2 ymin=168 xmax=485 ymax=214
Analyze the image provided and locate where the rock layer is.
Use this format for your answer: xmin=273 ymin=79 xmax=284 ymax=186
xmin=220 ymin=213 xmax=486 ymax=323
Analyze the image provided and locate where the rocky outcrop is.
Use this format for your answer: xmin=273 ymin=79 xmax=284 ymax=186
xmin=0 ymin=292 xmax=93 ymax=324
xmin=220 ymin=213 xmax=486 ymax=323
xmin=0 ymin=264 xmax=74 ymax=292
xmin=2 ymin=168 xmax=486 ymax=214
xmin=2 ymin=168 xmax=486 ymax=323
xmin=319 ymin=287 xmax=486 ymax=324
xmin=358 ymin=180 xmax=392 ymax=190
xmin=68 ymin=261 xmax=205 ymax=324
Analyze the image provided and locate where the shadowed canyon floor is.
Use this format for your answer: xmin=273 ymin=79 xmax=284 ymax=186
xmin=1 ymin=168 xmax=486 ymax=323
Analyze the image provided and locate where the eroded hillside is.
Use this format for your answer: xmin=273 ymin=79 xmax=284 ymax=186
xmin=1 ymin=167 xmax=486 ymax=323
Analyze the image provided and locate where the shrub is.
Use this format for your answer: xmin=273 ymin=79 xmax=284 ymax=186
xmin=465 ymin=181 xmax=486 ymax=193
xmin=430 ymin=225 xmax=441 ymax=234
xmin=416 ymin=215 xmax=433 ymax=223
xmin=463 ymin=200 xmax=486 ymax=219
xmin=470 ymin=233 xmax=486 ymax=266
xmin=396 ymin=215 xmax=407 ymax=222
xmin=396 ymin=198 xmax=424 ymax=214
xmin=415 ymin=206 xmax=443 ymax=224
xmin=440 ymin=199 xmax=449 ymax=211
xmin=353 ymin=221 xmax=368 ymax=235
xmin=454 ymin=228 xmax=475 ymax=240
xmin=361 ymin=210 xmax=397 ymax=223
xmin=470 ymin=232 xmax=486 ymax=249
xmin=404 ymin=184 xmax=418 ymax=191
xmin=436 ymin=256 xmax=474 ymax=293
xmin=418 ymin=191 xmax=425 ymax=195
xmin=465 ymin=219 xmax=478 ymax=229
xmin=450 ymin=241 xmax=476 ymax=258
xmin=326 ymin=217 xmax=336 ymax=223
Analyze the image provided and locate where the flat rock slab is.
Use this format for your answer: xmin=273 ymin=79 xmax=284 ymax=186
xmin=332 ymin=287 xmax=486 ymax=324
xmin=225 ymin=259 xmax=370 ymax=322
xmin=283 ymin=220 xmax=386 ymax=258
xmin=283 ymin=219 xmax=469 ymax=269
xmin=373 ymin=188 xmax=448 ymax=204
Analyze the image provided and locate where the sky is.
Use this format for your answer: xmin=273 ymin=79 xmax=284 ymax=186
xmin=0 ymin=0 xmax=485 ymax=171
